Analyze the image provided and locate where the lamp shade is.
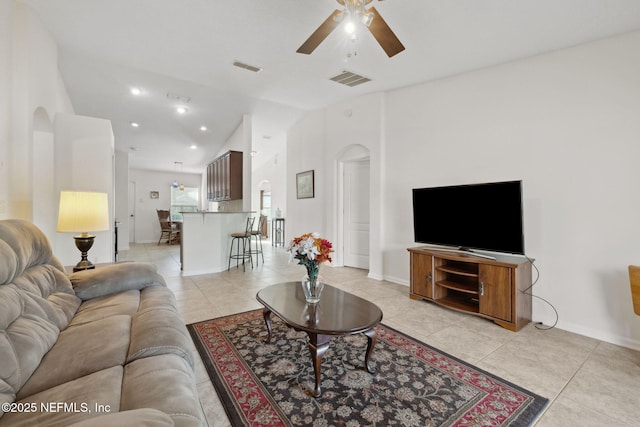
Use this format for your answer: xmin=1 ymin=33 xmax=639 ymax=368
xmin=56 ymin=191 xmax=109 ymax=233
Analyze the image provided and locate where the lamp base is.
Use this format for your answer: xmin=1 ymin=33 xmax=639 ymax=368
xmin=73 ymin=234 xmax=96 ymax=272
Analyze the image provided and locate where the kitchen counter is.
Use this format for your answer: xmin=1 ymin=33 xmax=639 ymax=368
xmin=180 ymin=211 xmax=254 ymax=276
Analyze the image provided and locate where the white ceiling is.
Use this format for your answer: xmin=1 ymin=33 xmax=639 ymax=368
xmin=23 ymin=0 xmax=640 ymax=173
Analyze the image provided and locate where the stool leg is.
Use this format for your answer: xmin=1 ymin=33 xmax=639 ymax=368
xmin=236 ymin=239 xmax=247 ymax=272
xmin=228 ymin=237 xmax=234 ymax=271
xmin=246 ymin=236 xmax=254 ymax=269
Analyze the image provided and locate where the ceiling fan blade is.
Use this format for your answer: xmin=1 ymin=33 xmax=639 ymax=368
xmin=297 ymin=9 xmax=344 ymax=55
xmin=367 ymin=6 xmax=405 ymax=57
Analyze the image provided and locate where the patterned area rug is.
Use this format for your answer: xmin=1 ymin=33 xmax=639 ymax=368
xmin=187 ymin=310 xmax=548 ymax=426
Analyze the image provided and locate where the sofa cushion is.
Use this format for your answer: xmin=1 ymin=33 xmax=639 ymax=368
xmin=0 ymin=366 xmax=123 ymax=426
xmin=121 ymin=354 xmax=203 ymax=427
xmin=0 ymin=219 xmax=65 ymax=283
xmin=68 ymin=290 xmax=140 ymax=327
xmin=68 ymin=408 xmax=175 ymax=426
xmin=17 ymin=315 xmax=131 ymax=400
xmin=0 ymin=304 xmax=59 ymax=393
xmin=126 ymin=286 xmax=193 ymax=366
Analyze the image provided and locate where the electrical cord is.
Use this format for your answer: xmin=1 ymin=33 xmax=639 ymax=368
xmin=522 ymin=255 xmax=559 ymax=330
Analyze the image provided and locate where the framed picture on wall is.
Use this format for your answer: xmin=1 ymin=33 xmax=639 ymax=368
xmin=150 ymin=191 xmax=159 ymax=199
xmin=296 ymin=170 xmax=314 ymax=199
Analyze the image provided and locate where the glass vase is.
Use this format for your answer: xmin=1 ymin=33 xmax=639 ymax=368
xmin=301 ymin=274 xmax=324 ymax=304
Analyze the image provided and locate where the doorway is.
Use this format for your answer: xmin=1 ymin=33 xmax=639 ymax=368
xmin=128 ymin=181 xmax=136 ymax=243
xmin=338 ymin=145 xmax=371 ymax=270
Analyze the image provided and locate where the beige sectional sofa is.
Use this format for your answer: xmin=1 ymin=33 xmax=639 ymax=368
xmin=0 ymin=219 xmax=205 ymax=426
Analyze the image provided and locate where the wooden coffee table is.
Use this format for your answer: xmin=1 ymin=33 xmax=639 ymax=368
xmin=256 ymin=282 xmax=383 ymax=397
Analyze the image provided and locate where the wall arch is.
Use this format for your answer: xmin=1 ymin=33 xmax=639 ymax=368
xmin=32 ymin=106 xmax=56 ymax=239
xmin=337 ymin=144 xmax=370 ymax=162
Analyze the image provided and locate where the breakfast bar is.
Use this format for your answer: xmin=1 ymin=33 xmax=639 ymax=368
xmin=180 ymin=211 xmax=253 ymax=276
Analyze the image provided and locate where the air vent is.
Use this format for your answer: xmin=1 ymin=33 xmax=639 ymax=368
xmin=233 ymin=61 xmax=262 ymax=73
xmin=329 ymin=71 xmax=371 ymax=87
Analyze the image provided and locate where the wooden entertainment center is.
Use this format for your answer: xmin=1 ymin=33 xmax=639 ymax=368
xmin=408 ymin=247 xmax=532 ymax=331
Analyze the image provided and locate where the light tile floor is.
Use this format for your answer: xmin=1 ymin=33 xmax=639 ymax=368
xmin=120 ymin=242 xmax=640 ymax=426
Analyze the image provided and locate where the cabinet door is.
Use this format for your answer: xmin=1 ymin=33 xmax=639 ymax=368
xmin=228 ymin=151 xmax=243 ymax=200
xmin=479 ymin=265 xmax=512 ymax=322
xmin=214 ymin=158 xmax=221 ymax=200
xmin=206 ymin=163 xmax=213 ymax=201
xmin=222 ymin=153 xmax=230 ymax=200
xmin=410 ymin=252 xmax=433 ymax=299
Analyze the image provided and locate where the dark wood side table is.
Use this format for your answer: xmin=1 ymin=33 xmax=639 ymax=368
xmin=256 ymin=282 xmax=383 ymax=397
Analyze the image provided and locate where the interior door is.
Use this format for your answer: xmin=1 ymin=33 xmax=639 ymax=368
xmin=343 ymin=160 xmax=370 ymax=269
xmin=128 ymin=181 xmax=135 ymax=243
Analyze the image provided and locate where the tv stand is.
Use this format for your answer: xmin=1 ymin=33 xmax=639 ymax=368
xmin=407 ymin=247 xmax=532 ymax=331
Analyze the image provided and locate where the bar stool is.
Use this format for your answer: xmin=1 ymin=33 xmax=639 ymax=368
xmin=247 ymin=215 xmax=266 ymax=266
xmin=228 ymin=217 xmax=254 ymax=271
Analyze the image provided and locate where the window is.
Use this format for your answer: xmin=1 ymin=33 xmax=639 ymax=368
xmin=171 ymin=187 xmax=199 ymax=220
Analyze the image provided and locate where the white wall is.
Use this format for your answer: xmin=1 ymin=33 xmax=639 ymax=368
xmin=114 ymin=149 xmax=129 ymax=251
xmin=287 ymin=110 xmax=327 ymax=239
xmin=54 ymin=113 xmax=115 ymax=266
xmin=287 ymin=31 xmax=640 ymax=350
xmin=129 ymin=168 xmax=202 ymax=243
xmin=0 ymin=0 xmax=11 ymax=220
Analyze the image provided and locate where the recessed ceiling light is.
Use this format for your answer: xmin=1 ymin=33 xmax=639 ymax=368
xmin=200 ymin=125 xmax=207 ymax=131
xmin=176 ymin=106 xmax=188 ymax=114
xmin=130 ymin=122 xmax=140 ymax=127
xmin=130 ymin=87 xmax=142 ymax=96
xmin=190 ymin=144 xmax=197 ymax=149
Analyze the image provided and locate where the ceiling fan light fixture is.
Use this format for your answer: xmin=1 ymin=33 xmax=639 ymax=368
xmin=344 ymin=19 xmax=356 ymax=34
xmin=296 ymin=0 xmax=405 ymax=58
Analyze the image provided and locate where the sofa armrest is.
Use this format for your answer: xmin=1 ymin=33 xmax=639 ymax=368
xmin=69 ymin=262 xmax=166 ymax=300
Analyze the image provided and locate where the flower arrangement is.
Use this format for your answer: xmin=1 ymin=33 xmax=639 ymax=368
xmin=286 ymin=232 xmax=333 ymax=283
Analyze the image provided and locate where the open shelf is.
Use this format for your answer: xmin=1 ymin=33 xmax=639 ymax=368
xmin=436 ymin=280 xmax=478 ymax=295
xmin=436 ymin=264 xmax=478 ymax=277
xmin=435 ymin=296 xmax=480 ymax=313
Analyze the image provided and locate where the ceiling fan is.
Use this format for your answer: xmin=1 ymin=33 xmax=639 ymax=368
xmin=297 ymin=0 xmax=405 ymax=58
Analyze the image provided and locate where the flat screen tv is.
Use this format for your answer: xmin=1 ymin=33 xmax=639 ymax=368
xmin=412 ymin=180 xmax=524 ymax=255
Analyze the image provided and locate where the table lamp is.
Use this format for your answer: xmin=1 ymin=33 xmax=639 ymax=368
xmin=56 ymin=191 xmax=109 ymax=272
